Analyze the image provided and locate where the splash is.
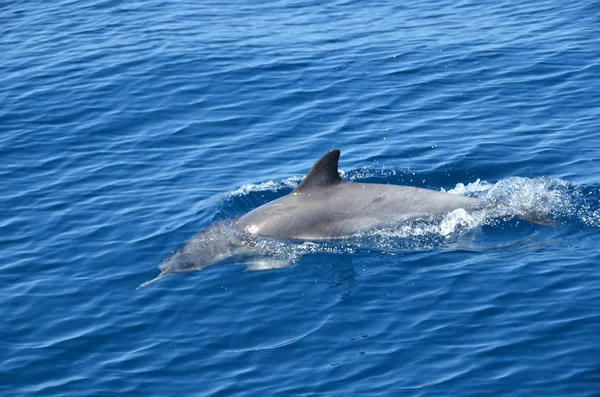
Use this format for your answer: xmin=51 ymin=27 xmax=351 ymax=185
xmin=445 ymin=177 xmax=571 ymax=215
xmin=445 ymin=177 xmax=600 ymax=227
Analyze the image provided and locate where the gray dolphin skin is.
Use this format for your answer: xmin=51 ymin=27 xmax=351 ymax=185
xmin=139 ymin=149 xmax=549 ymax=289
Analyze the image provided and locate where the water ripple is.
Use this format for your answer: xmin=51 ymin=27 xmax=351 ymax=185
xmin=2 ymin=0 xmax=600 ymax=395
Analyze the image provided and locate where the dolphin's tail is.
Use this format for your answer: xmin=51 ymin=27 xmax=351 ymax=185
xmin=483 ymin=200 xmax=558 ymax=227
xmin=518 ymin=210 xmax=559 ymax=227
xmin=136 ymin=271 xmax=170 ymax=290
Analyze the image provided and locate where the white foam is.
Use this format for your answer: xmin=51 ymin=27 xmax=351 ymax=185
xmin=445 ymin=177 xmax=574 ymax=221
xmin=439 ymin=208 xmax=482 ymax=236
xmin=584 ymin=208 xmax=600 ymax=227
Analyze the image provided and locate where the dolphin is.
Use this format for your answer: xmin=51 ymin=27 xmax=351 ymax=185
xmin=138 ymin=149 xmax=552 ymax=289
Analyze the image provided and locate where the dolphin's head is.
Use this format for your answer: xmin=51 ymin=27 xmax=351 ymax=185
xmin=138 ymin=222 xmax=249 ymax=289
xmin=162 ymin=223 xmax=244 ymax=273
xmin=158 ymin=248 xmax=201 ymax=274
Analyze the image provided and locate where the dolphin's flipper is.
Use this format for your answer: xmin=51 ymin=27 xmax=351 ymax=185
xmin=245 ymin=259 xmax=291 ymax=271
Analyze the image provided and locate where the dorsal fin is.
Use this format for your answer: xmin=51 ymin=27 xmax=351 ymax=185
xmin=294 ymin=149 xmax=343 ymax=192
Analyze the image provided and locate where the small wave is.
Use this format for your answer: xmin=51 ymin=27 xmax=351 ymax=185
xmin=230 ymin=176 xmax=301 ymax=196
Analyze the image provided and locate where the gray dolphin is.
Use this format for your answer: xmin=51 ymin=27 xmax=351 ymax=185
xmin=139 ymin=150 xmax=552 ymax=289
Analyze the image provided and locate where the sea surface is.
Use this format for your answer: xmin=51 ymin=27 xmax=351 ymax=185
xmin=2 ymin=0 xmax=600 ymax=396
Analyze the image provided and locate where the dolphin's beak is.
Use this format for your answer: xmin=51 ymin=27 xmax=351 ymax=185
xmin=136 ymin=256 xmax=180 ymax=290
xmin=136 ymin=271 xmax=171 ymax=290
xmin=137 ymin=252 xmax=201 ymax=290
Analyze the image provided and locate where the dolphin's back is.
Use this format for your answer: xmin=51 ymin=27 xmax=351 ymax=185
xmin=235 ymin=150 xmax=483 ymax=239
xmin=235 ymin=181 xmax=483 ymax=239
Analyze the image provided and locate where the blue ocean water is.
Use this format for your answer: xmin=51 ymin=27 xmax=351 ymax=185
xmin=2 ymin=0 xmax=600 ymax=395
